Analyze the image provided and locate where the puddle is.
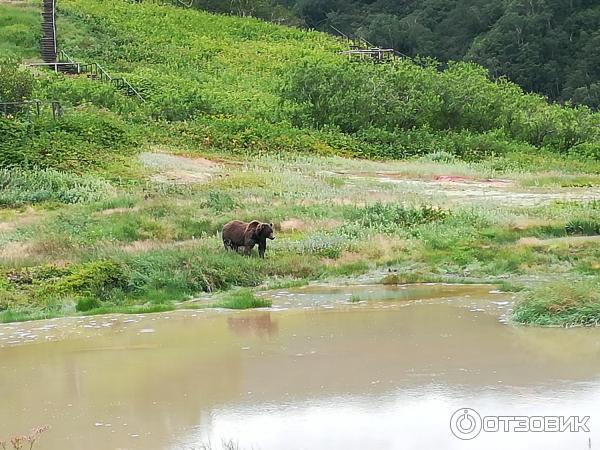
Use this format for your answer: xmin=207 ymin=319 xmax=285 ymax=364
xmin=0 ymin=284 xmax=598 ymax=449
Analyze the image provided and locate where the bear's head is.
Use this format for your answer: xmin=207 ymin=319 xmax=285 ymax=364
xmin=257 ymin=222 xmax=275 ymax=240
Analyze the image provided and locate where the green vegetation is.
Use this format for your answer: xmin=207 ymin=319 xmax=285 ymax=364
xmin=348 ymin=294 xmax=362 ymax=303
xmin=0 ymin=168 xmax=112 ymax=207
xmin=513 ymin=280 xmax=600 ymax=327
xmin=205 ymin=0 xmax=600 ymax=109
xmin=0 ymin=55 xmax=34 ymax=104
xmin=0 ymin=3 xmax=40 ymax=58
xmin=1 ymin=0 xmax=597 ymax=165
xmin=0 ymin=0 xmax=599 ymax=326
xmin=211 ymin=288 xmax=272 ymax=309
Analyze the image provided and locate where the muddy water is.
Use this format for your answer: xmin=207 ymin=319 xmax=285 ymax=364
xmin=1 ymin=284 xmax=599 ymax=450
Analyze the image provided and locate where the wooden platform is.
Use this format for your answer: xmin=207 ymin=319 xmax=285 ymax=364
xmin=339 ymin=47 xmax=395 ymax=63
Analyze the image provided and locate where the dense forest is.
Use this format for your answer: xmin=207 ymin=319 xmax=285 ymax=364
xmin=194 ymin=0 xmax=600 ymax=109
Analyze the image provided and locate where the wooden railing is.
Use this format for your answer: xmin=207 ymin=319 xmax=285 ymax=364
xmin=27 ymin=61 xmax=80 ymax=72
xmin=28 ymin=51 xmax=145 ymax=102
xmin=329 ymin=24 xmax=414 ymax=64
xmin=85 ymin=63 xmax=145 ymax=102
xmin=0 ymin=100 xmax=63 ymax=119
xmin=60 ymin=50 xmax=145 ymax=102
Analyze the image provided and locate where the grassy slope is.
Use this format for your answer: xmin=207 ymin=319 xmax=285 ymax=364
xmin=60 ymin=0 xmax=340 ymax=115
xmin=0 ymin=3 xmax=40 ymax=58
xmin=0 ymin=0 xmax=599 ymax=325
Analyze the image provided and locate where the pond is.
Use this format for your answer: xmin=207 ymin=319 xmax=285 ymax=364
xmin=0 ymin=284 xmax=598 ymax=449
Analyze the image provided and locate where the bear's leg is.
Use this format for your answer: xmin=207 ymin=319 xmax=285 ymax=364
xmin=258 ymin=241 xmax=266 ymax=258
xmin=244 ymin=244 xmax=254 ymax=256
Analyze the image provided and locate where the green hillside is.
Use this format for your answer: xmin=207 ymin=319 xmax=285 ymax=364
xmin=2 ymin=0 xmax=599 ymax=171
xmin=0 ymin=0 xmax=599 ymax=326
xmin=215 ymin=0 xmax=600 ymax=109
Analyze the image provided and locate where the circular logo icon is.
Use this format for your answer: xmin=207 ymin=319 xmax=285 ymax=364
xmin=450 ymin=408 xmax=482 ymax=440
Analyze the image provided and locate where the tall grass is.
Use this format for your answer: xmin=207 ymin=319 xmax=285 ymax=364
xmin=513 ymin=280 xmax=600 ymax=327
xmin=0 ymin=5 xmax=40 ymax=58
xmin=0 ymin=168 xmax=112 ymax=207
xmin=211 ymin=289 xmax=272 ymax=309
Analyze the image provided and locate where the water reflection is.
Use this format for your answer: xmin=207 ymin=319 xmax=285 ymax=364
xmin=0 ymin=284 xmax=598 ymax=449
xmin=227 ymin=313 xmax=279 ymax=338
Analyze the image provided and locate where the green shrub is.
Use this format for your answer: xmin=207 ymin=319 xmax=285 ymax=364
xmin=380 ymin=272 xmax=428 ymax=285
xmin=513 ymin=280 xmax=600 ymax=327
xmin=203 ymin=190 xmax=237 ymax=212
xmin=127 ymin=69 xmax=209 ymax=121
xmin=212 ymin=288 xmax=271 ymax=309
xmin=0 ymin=168 xmax=112 ymax=206
xmin=420 ymin=151 xmax=457 ymax=164
xmin=349 ymin=294 xmax=362 ymax=303
xmin=565 ymin=219 xmax=600 ymax=236
xmin=76 ymin=296 xmax=102 ymax=312
xmin=39 ymin=260 xmax=127 ymax=299
xmin=281 ymin=59 xmax=600 ymax=154
xmin=344 ymin=203 xmax=448 ymax=232
xmin=0 ymin=110 xmax=134 ymax=170
xmin=288 ymin=233 xmax=347 ymax=258
xmin=37 ymin=75 xmax=138 ymax=113
xmin=0 ymin=55 xmax=34 ymax=104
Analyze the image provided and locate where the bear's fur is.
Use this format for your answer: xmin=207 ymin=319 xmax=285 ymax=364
xmin=222 ymin=220 xmax=275 ymax=258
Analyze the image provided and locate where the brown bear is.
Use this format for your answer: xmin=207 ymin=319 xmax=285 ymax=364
xmin=222 ymin=220 xmax=275 ymax=258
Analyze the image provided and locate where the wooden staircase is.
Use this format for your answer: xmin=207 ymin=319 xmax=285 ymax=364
xmin=41 ymin=0 xmax=57 ymax=63
xmin=57 ymin=51 xmax=146 ymax=102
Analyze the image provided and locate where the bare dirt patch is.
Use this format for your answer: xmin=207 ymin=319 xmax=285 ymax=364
xmin=433 ymin=174 xmax=513 ymax=188
xmin=280 ymin=219 xmax=309 ymax=232
xmin=116 ymin=238 xmax=203 ymax=254
xmin=279 ymin=218 xmax=343 ymax=233
xmin=0 ymin=208 xmax=42 ymax=233
xmin=139 ymin=152 xmax=221 ymax=185
xmin=94 ymin=207 xmax=140 ymax=217
xmin=517 ymin=235 xmax=600 ymax=247
xmin=321 ymin=250 xmax=364 ymax=266
xmin=0 ymin=241 xmax=35 ymax=261
xmin=509 ymin=217 xmax=557 ymax=231
xmin=339 ymin=170 xmax=600 ymax=207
